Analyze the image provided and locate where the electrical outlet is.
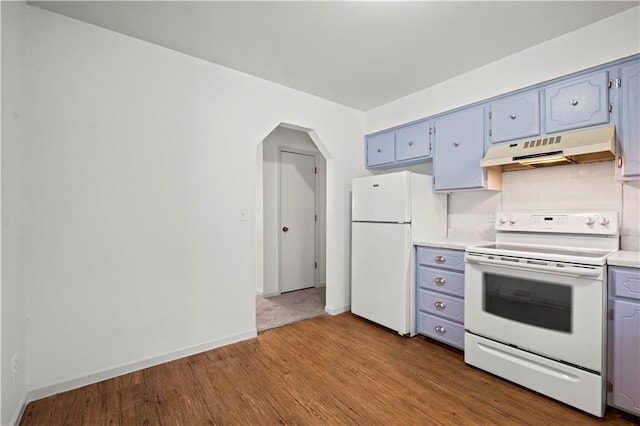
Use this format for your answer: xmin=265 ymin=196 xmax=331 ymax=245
xmin=488 ymin=211 xmax=496 ymax=224
xmin=11 ymin=353 xmax=18 ymax=383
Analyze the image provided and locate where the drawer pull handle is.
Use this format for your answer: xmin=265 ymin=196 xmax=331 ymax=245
xmin=570 ymin=99 xmax=579 ymax=106
xmin=435 ymin=325 xmax=446 ymax=334
xmin=408 ymin=141 xmax=414 ymax=146
xmin=434 ymin=277 xmax=446 ymax=285
xmin=377 ymin=149 xmax=382 ymax=153
xmin=510 ymin=113 xmax=517 ymax=120
xmin=435 ymin=255 xmax=446 ymax=263
xmin=434 ymin=301 xmax=446 ymax=309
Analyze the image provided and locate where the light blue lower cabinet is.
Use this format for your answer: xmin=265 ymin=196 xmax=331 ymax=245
xmin=607 ymin=266 xmax=640 ymax=416
xmin=416 ymin=246 xmax=465 ymax=350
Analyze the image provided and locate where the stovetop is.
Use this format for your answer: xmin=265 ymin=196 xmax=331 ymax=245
xmin=466 ymin=211 xmax=620 ymax=265
xmin=466 ymin=242 xmax=617 ymax=265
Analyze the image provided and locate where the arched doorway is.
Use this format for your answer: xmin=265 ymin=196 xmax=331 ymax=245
xmin=255 ymin=124 xmax=328 ymax=331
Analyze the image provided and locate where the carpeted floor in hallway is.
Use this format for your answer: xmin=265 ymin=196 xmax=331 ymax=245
xmin=256 ymin=287 xmax=326 ymax=332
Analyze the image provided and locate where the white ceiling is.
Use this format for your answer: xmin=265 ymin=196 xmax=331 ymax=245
xmin=29 ymin=1 xmax=638 ymax=111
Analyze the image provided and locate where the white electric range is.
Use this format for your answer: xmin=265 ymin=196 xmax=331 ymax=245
xmin=464 ymin=211 xmax=619 ymax=417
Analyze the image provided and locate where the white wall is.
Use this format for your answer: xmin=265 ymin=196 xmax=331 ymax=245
xmin=1 ymin=1 xmax=28 ymax=424
xmin=259 ymin=126 xmax=327 ymax=297
xmin=25 ymin=6 xmax=363 ymax=397
xmin=365 ymin=7 xmax=640 ymax=243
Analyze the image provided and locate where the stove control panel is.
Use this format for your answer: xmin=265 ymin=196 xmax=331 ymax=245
xmin=495 ymin=211 xmax=618 ymax=235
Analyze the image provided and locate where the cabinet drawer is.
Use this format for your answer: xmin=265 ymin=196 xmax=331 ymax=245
xmin=417 ymin=288 xmax=464 ymax=322
xmin=396 ymin=121 xmax=430 ymax=161
xmin=610 ymin=266 xmax=640 ymax=300
xmin=545 ymin=71 xmax=610 ymax=134
xmin=417 ymin=265 xmax=464 ymax=297
xmin=417 ymin=247 xmax=465 ymax=271
xmin=366 ymin=132 xmax=395 ymax=166
xmin=417 ymin=312 xmax=464 ymax=350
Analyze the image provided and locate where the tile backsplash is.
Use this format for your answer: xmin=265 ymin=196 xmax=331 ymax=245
xmin=447 ymin=161 xmax=639 ymax=251
xmin=502 ymin=162 xmax=622 ymax=212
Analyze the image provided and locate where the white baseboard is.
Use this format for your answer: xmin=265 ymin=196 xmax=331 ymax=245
xmin=325 ymin=304 xmax=350 ymax=315
xmin=257 ymin=290 xmax=281 ymax=298
xmin=26 ymin=328 xmax=257 ymax=403
xmin=10 ymin=391 xmax=28 ymax=426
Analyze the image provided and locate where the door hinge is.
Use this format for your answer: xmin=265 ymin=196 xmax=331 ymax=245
xmin=488 ymin=129 xmax=492 ymax=137
xmin=488 ymin=111 xmax=492 ymax=119
xmin=609 ymin=79 xmax=613 ymax=89
xmin=616 ymin=78 xmax=622 ymax=88
xmin=609 ymin=103 xmax=613 ymax=113
xmin=607 ymin=381 xmax=613 ymax=392
xmin=314 ymin=262 xmax=317 ymax=269
xmin=608 ymin=308 xmax=614 ymax=320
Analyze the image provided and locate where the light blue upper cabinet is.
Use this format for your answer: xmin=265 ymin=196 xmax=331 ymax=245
xmin=544 ymin=71 xmax=610 ymax=134
xmin=617 ymin=61 xmax=640 ymax=179
xmin=396 ymin=121 xmax=431 ymax=162
xmin=366 ymin=132 xmax=395 ymax=167
xmin=365 ymin=120 xmax=431 ymax=168
xmin=433 ymin=106 xmax=500 ymax=192
xmin=489 ymin=90 xmax=541 ymax=144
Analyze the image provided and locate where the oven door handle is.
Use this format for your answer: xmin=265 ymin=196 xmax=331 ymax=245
xmin=465 ymin=254 xmax=602 ymax=278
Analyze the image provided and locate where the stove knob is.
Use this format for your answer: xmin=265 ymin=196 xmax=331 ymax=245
xmin=499 ymin=217 xmax=507 ymax=225
xmin=598 ymin=216 xmax=609 ymax=226
xmin=509 ymin=216 xmax=518 ymax=225
xmin=584 ymin=216 xmax=595 ymax=225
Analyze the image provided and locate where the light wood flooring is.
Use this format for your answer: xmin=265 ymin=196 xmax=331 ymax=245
xmin=20 ymin=313 xmax=639 ymax=425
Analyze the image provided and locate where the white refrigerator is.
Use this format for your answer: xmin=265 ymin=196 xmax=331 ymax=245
xmin=351 ymin=171 xmax=447 ymax=335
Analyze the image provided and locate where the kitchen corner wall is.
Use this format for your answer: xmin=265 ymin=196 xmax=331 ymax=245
xmin=1 ymin=1 xmax=28 ymax=424
xmin=24 ymin=5 xmax=363 ymax=397
xmin=365 ymin=7 xmax=640 ymax=248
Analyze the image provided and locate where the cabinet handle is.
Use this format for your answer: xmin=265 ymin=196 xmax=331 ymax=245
xmin=408 ymin=141 xmax=414 ymax=146
xmin=434 ymin=301 xmax=446 ymax=309
xmin=377 ymin=149 xmax=382 ymax=153
xmin=453 ymin=142 xmax=459 ymax=147
xmin=434 ymin=255 xmax=446 ymax=263
xmin=510 ymin=114 xmax=517 ymax=120
xmin=434 ymin=277 xmax=446 ymax=285
xmin=434 ymin=325 xmax=446 ymax=334
xmin=570 ymin=99 xmax=579 ymax=106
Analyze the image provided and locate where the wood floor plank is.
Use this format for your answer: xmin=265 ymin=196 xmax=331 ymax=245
xmin=19 ymin=313 xmax=640 ymax=425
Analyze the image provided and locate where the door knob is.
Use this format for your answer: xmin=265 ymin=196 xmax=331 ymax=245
xmin=282 ymin=226 xmax=289 ymax=232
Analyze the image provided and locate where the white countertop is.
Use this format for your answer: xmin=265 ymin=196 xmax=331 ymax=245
xmin=414 ymin=238 xmax=493 ymax=251
xmin=607 ymin=251 xmax=640 ymax=268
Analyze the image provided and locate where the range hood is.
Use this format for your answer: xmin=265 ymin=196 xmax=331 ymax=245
xmin=481 ymin=125 xmax=616 ymax=172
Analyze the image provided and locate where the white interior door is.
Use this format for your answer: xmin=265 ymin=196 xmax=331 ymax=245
xmin=279 ymin=150 xmax=316 ymax=293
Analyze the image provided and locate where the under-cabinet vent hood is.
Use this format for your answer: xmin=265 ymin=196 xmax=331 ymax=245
xmin=481 ymin=125 xmax=616 ymax=172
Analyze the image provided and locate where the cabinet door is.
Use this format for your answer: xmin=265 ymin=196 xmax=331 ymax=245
xmin=396 ymin=121 xmax=430 ymax=161
xmin=545 ymin=71 xmax=610 ymax=133
xmin=433 ymin=106 xmax=485 ymax=191
xmin=366 ymin=132 xmax=395 ymax=167
xmin=490 ymin=90 xmax=540 ymax=144
xmin=610 ymin=299 xmax=640 ymax=416
xmin=619 ymin=61 xmax=640 ymax=178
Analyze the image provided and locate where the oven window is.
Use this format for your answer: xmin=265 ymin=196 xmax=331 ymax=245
xmin=483 ymin=274 xmax=572 ymax=332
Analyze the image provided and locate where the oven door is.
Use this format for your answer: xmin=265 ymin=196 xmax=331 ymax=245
xmin=464 ymin=252 xmax=606 ymax=373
